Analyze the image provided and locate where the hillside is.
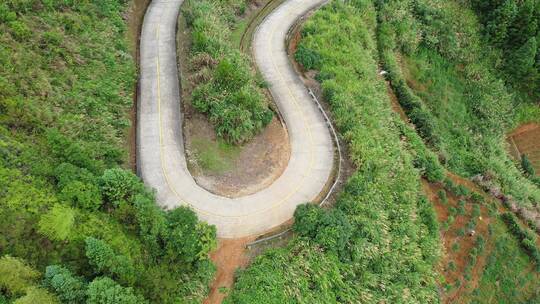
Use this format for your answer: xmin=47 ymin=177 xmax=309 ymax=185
xmin=1 ymin=0 xmax=539 ymax=303
xmin=0 ymin=1 xmax=216 ymax=303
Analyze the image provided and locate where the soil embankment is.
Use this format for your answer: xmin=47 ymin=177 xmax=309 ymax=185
xmin=126 ymin=0 xmax=151 ymax=172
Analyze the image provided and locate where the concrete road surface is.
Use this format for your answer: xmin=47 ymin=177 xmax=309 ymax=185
xmin=138 ymin=0 xmax=333 ymax=238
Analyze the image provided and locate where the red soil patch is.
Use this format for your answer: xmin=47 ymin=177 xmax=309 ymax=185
xmin=203 ymin=237 xmax=254 ymax=304
xmin=422 ymin=180 xmax=491 ymax=303
xmin=507 ymin=123 xmax=540 ymax=175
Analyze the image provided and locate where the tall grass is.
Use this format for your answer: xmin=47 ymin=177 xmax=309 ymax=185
xmin=225 ymin=1 xmax=441 ymax=302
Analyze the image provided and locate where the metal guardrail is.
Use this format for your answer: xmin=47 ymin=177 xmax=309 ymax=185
xmin=246 ymin=87 xmax=343 ymax=248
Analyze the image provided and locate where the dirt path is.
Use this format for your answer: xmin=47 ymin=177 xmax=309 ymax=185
xmin=125 ymin=0 xmax=151 ymax=172
xmin=203 ymin=238 xmax=254 ymax=304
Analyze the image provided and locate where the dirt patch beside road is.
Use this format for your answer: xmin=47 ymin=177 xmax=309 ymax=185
xmin=203 ymin=237 xmax=254 ymax=304
xmin=125 ymin=0 xmax=151 ymax=172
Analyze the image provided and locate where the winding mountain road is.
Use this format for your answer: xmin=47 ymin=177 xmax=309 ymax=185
xmin=138 ymin=0 xmax=333 ymax=238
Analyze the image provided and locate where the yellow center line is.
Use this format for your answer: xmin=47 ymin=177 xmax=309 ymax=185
xmin=155 ymin=1 xmax=318 ymax=218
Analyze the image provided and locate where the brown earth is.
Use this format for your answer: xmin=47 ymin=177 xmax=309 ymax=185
xmin=203 ymin=237 xmax=254 ymax=304
xmin=422 ymin=180 xmax=492 ymax=303
xmin=507 ymin=123 xmax=540 ymax=175
xmin=125 ymin=0 xmax=151 ymax=172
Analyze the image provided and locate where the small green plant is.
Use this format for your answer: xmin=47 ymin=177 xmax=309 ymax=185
xmin=455 ymin=185 xmax=470 ymax=198
xmin=448 ymin=260 xmax=457 ymax=271
xmin=457 ymin=200 xmax=466 ymax=215
xmin=451 ymin=242 xmax=460 ymax=252
xmin=470 ymin=192 xmax=485 ymax=204
xmin=446 ymin=215 xmax=455 ymax=227
xmin=521 ymin=154 xmax=535 ymax=177
xmin=438 ymin=189 xmax=448 ymax=204
xmin=472 ymin=204 xmax=481 ymax=218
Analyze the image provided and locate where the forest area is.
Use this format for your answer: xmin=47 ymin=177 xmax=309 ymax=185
xmin=0 ymin=0 xmax=216 ymax=303
xmin=1 ymin=0 xmax=540 ymax=303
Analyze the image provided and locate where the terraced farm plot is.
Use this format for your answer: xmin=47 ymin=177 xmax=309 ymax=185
xmin=508 ymin=123 xmax=540 ymax=175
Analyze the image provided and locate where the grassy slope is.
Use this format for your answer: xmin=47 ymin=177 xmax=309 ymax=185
xmin=0 ymin=1 xmax=215 ymax=302
xmin=375 ymin=0 xmax=540 ymax=302
xmin=467 ymin=220 xmax=540 ymax=303
xmin=376 ymin=0 xmax=540 ymax=227
xmin=225 ymin=2 xmax=441 ymax=303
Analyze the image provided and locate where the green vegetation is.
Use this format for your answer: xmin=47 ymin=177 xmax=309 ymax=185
xmin=190 ymin=137 xmax=240 ymax=173
xmin=470 ymin=0 xmax=539 ymax=101
xmin=468 ymin=221 xmax=540 ymax=303
xmin=226 ymin=2 xmax=441 ymax=302
xmin=0 ymin=1 xmax=216 ymax=303
xmin=501 ymin=212 xmax=540 ymax=269
xmin=375 ymin=0 xmax=540 ymax=229
xmin=182 ymin=0 xmax=273 ymax=144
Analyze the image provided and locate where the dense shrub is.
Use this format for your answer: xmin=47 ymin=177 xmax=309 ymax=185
xmin=183 ymin=0 xmax=273 ymax=144
xmin=295 ymin=44 xmax=322 ymax=70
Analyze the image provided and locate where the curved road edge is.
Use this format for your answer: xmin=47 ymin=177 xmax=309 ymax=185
xmin=137 ymin=0 xmax=333 ymax=238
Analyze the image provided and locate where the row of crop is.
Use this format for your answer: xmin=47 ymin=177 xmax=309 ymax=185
xmin=501 ymin=212 xmax=540 ymax=270
xmin=182 ymin=0 xmax=273 ymax=144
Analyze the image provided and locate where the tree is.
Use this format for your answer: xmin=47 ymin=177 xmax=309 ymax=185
xmin=13 ymin=287 xmax=59 ymax=304
xmin=43 ymin=265 xmax=87 ymax=304
xmin=0 ymin=256 xmax=39 ymax=296
xmin=506 ymin=37 xmax=538 ymax=82
xmin=85 ymin=237 xmax=135 ymax=285
xmin=165 ymin=207 xmax=217 ymax=264
xmin=133 ymin=194 xmax=167 ymax=255
xmin=87 ymin=277 xmax=146 ymax=304
xmin=38 ymin=204 xmax=75 ymax=241
xmin=100 ymin=168 xmax=143 ymax=206
xmin=59 ymin=180 xmax=102 ymax=211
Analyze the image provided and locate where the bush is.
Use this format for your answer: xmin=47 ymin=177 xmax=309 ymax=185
xmin=99 ymin=169 xmax=142 ymax=206
xmin=521 ymin=154 xmax=535 ymax=177
xmin=295 ymin=44 xmax=322 ymax=70
xmin=43 ymin=265 xmax=87 ymax=304
xmin=87 ymin=277 xmax=145 ymax=304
